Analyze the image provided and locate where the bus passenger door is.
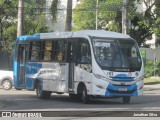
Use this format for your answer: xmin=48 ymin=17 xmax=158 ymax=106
xmin=67 ymin=40 xmax=76 ymax=92
xmin=18 ymin=44 xmax=28 ymax=87
xmin=68 ymin=63 xmax=74 ymax=91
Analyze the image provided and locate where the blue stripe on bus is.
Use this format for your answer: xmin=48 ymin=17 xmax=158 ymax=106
xmin=16 ymin=34 xmax=40 ymax=41
xmin=13 ymin=61 xmax=18 ymax=87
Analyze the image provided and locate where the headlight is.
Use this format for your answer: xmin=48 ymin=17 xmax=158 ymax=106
xmin=136 ymin=76 xmax=144 ymax=82
xmin=93 ymin=73 xmax=107 ymax=81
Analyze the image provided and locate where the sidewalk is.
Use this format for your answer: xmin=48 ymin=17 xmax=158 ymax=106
xmin=144 ymin=83 xmax=160 ymax=91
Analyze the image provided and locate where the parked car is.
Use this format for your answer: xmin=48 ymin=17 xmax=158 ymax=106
xmin=0 ymin=70 xmax=13 ymax=90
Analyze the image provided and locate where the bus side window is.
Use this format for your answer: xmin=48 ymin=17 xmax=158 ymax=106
xmin=54 ymin=40 xmax=66 ymax=61
xmin=78 ymin=39 xmax=91 ymax=64
xmin=29 ymin=41 xmax=41 ymax=60
xmin=42 ymin=41 xmax=52 ymax=61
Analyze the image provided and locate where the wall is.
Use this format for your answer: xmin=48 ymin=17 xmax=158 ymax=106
xmin=140 ymin=47 xmax=160 ymax=61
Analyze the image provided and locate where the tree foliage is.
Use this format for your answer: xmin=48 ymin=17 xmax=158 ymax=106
xmin=0 ymin=0 xmax=50 ymax=56
xmin=0 ymin=0 xmax=17 ymax=54
xmin=73 ymin=0 xmax=160 ymax=47
xmin=50 ymin=0 xmax=59 ymax=22
xmin=129 ymin=0 xmax=160 ymax=46
xmin=145 ymin=60 xmax=160 ymax=78
xmin=73 ymin=0 xmax=128 ymax=31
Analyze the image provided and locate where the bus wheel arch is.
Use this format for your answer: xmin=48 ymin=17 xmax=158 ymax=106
xmin=35 ymin=79 xmax=51 ymax=99
xmin=77 ymin=82 xmax=90 ymax=104
xmin=34 ymin=79 xmax=40 ymax=90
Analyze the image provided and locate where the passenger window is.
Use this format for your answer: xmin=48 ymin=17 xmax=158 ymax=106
xmin=43 ymin=41 xmax=52 ymax=60
xmin=78 ymin=39 xmax=91 ymax=64
xmin=29 ymin=41 xmax=41 ymax=60
xmin=54 ymin=40 xmax=66 ymax=61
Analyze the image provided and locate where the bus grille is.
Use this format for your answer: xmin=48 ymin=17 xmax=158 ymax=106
xmin=107 ymin=89 xmax=136 ymax=94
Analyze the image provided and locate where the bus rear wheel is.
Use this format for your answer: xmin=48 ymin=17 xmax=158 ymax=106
xmin=123 ymin=96 xmax=131 ymax=104
xmin=36 ymin=82 xmax=51 ymax=99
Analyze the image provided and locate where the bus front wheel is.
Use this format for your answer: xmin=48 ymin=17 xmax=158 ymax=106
xmin=81 ymin=86 xmax=90 ymax=104
xmin=36 ymin=82 xmax=51 ymax=99
xmin=123 ymin=96 xmax=131 ymax=104
xmin=69 ymin=93 xmax=81 ymax=100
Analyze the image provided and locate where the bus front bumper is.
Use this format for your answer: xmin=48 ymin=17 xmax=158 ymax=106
xmin=105 ymin=83 xmax=140 ymax=97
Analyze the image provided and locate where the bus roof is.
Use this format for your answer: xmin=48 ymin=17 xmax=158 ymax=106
xmin=73 ymin=30 xmax=130 ymax=38
xmin=16 ymin=30 xmax=130 ymax=41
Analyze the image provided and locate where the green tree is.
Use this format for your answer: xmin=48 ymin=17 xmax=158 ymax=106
xmin=0 ymin=0 xmax=51 ymax=56
xmin=0 ymin=0 xmax=17 ymax=53
xmin=73 ymin=0 xmax=98 ymax=30
xmin=23 ymin=0 xmax=50 ymax=35
xmin=73 ymin=0 xmax=160 ymax=47
xmin=50 ymin=0 xmax=59 ymax=23
xmin=129 ymin=0 xmax=160 ymax=46
xmin=73 ymin=0 xmax=124 ymax=31
xmin=145 ymin=60 xmax=160 ymax=78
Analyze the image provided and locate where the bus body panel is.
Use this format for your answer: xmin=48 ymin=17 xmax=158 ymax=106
xmin=25 ymin=62 xmax=69 ymax=92
xmin=13 ymin=61 xmax=19 ymax=88
xmin=74 ymin=65 xmax=92 ymax=94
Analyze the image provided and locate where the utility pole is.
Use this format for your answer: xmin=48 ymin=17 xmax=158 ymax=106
xmin=65 ymin=0 xmax=72 ymax=31
xmin=17 ymin=0 xmax=24 ymax=37
xmin=122 ymin=0 xmax=128 ymax=34
xmin=96 ymin=0 xmax=99 ymax=30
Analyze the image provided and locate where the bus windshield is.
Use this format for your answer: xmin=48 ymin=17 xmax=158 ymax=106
xmin=92 ymin=38 xmax=142 ymax=71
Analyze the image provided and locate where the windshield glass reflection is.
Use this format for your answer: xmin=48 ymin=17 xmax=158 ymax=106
xmin=93 ymin=38 xmax=142 ymax=71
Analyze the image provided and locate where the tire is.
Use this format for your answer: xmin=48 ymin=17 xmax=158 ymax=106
xmin=36 ymin=82 xmax=51 ymax=99
xmin=81 ymin=86 xmax=90 ymax=104
xmin=15 ymin=88 xmax=22 ymax=90
xmin=123 ymin=96 xmax=131 ymax=104
xmin=2 ymin=79 xmax=12 ymax=90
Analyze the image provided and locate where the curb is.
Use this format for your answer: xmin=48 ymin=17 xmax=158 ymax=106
xmin=144 ymin=88 xmax=160 ymax=91
xmin=144 ymin=82 xmax=160 ymax=85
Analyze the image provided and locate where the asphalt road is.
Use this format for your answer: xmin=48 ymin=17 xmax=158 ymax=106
xmin=0 ymin=88 xmax=160 ymax=110
xmin=0 ymin=88 xmax=160 ymax=119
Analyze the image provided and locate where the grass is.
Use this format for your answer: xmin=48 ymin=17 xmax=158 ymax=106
xmin=144 ymin=77 xmax=160 ymax=83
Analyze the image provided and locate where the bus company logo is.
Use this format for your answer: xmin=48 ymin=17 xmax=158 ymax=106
xmin=2 ymin=112 xmax=12 ymax=117
xmin=120 ymin=81 xmax=125 ymax=85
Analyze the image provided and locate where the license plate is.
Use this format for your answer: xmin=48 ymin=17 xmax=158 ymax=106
xmin=119 ymin=88 xmax=127 ymax=91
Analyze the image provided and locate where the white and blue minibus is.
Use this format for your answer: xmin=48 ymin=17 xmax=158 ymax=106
xmin=14 ymin=30 xmax=144 ymax=104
